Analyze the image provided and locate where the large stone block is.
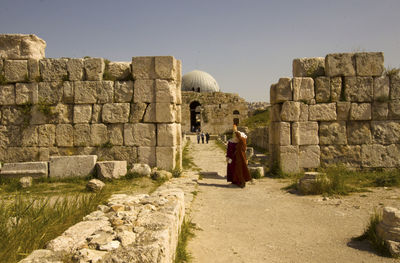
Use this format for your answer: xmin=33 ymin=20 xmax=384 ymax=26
xmin=74 ymin=124 xmax=91 ymax=146
xmin=362 ymin=144 xmax=400 ymax=168
xmin=155 ymin=56 xmax=177 ymax=80
xmin=91 ymin=104 xmax=102 ymax=123
xmin=355 ymin=52 xmax=384 ymax=77
xmin=107 ymin=62 xmax=131 ymax=80
xmin=275 ymin=78 xmax=292 ymax=102
xmin=269 ymin=83 xmax=277 ymax=104
xmin=97 ymin=81 xmax=114 ymax=104
xmin=124 ymin=123 xmax=156 ymax=146
xmin=138 ymin=146 xmax=156 ymax=167
xmin=38 ymin=124 xmax=55 ymax=147
xmin=155 ymin=79 xmax=177 ymax=103
xmin=49 ymin=155 xmax=97 ymax=178
xmin=292 ymin=77 xmax=314 ymax=103
xmin=39 ymin=58 xmax=68 ymax=82
xmin=133 ymin=79 xmax=154 ymax=103
xmin=132 ymin=56 xmax=155 ymax=80
xmin=347 ymin=122 xmax=372 ymax=145
xmin=299 ymin=145 xmax=320 ymax=169
xmin=319 ymin=121 xmax=347 ymax=145
xmin=66 ymin=58 xmax=84 ymax=81
xmin=372 ymin=102 xmax=388 ymax=120
xmin=292 ymin=122 xmax=318 ymax=145
xmin=1 ymin=106 xmax=23 ymax=125
xmin=390 ymin=70 xmax=400 ymax=99
xmin=0 ymin=162 xmax=48 ymax=178
xmin=62 ymin=81 xmax=74 ymax=103
xmin=84 ymin=58 xmax=105 ymax=81
xmin=350 ymin=103 xmax=371 ymax=120
xmin=4 ymin=60 xmax=28 ymax=82
xmin=330 ymin=77 xmax=342 ymax=102
xmin=156 ymin=103 xmax=176 ymax=123
xmin=157 ymin=123 xmax=177 ymax=147
xmin=108 ymin=124 xmax=123 ymax=146
xmin=320 ymin=145 xmax=362 ymax=168
xmin=74 ymin=81 xmax=97 ymax=104
xmin=315 ymin=77 xmax=330 ymax=103
xmin=0 ymin=84 xmax=15 ymax=105
xmin=279 ymin=145 xmax=299 ymax=174
xmin=270 ymin=104 xmax=281 ymax=122
xmin=299 ymin=103 xmax=309 ymax=121
xmin=15 ymin=83 xmax=38 ymax=105
xmin=156 ymin=146 xmax=176 ymax=170
xmin=374 ymin=76 xmax=389 ymax=101
xmin=344 ymin=77 xmax=373 ymax=102
xmin=0 ymin=34 xmax=46 ymax=59
xmin=270 ymin=122 xmax=290 ymax=146
xmin=27 ymin=58 xmax=40 ymax=82
xmin=280 ymin=101 xmax=300 ymax=121
xmin=325 ymin=53 xmax=356 ymax=77
xmin=114 ymin=81 xmax=133 ymax=103
xmin=371 ymin=121 xmax=400 ymax=144
xmin=53 ymin=103 xmax=73 ymax=124
xmin=56 ymin=124 xmax=73 ymax=147
xmin=91 ymin=123 xmax=108 ymax=146
xmin=309 ymin=103 xmax=336 ymax=121
xmin=21 ymin=126 xmax=38 ymax=146
xmin=337 ymin=102 xmax=350 ymax=120
xmin=292 ymin=57 xmax=325 ymax=78
xmin=73 ymin=104 xmax=92 ymax=123
xmin=96 ymin=161 xmax=127 ymax=179
xmin=38 ymin=82 xmax=63 ymax=104
xmin=102 ymin=103 xmax=130 ymax=123
xmin=389 ymin=100 xmax=400 ymax=119
xmin=129 ymin=103 xmax=147 ymax=123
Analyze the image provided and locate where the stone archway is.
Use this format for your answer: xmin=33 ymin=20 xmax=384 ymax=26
xmin=190 ymin=101 xmax=201 ymax=132
xmin=233 ymin=110 xmax=240 ymax=125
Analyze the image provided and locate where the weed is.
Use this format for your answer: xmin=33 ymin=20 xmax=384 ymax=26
xmin=375 ymin=95 xmax=389 ymax=103
xmin=62 ymin=75 xmax=69 ymax=82
xmin=172 ymin=168 xmax=182 ymax=178
xmin=182 ymin=141 xmax=197 ymax=170
xmin=24 ymin=74 xmax=30 ymax=83
xmin=250 ymin=168 xmax=263 ymax=179
xmin=373 ymin=171 xmax=400 ymax=187
xmin=267 ymin=161 xmax=285 ymax=178
xmin=191 ymin=191 xmax=198 ymax=196
xmin=37 ymin=98 xmax=56 ymax=118
xmin=0 ymin=74 xmax=7 ymax=85
xmin=34 ymin=75 xmax=43 ymax=82
xmin=20 ymin=102 xmax=33 ymax=127
xmin=384 ymin=67 xmax=399 ymax=78
xmin=174 ymin=218 xmax=196 ymax=263
xmin=83 ymin=56 xmax=91 ymax=59
xmin=100 ymin=141 xmax=113 ymax=149
xmin=241 ymin=108 xmax=270 ymax=130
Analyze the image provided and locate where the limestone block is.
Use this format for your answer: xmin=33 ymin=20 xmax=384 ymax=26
xmin=62 ymin=81 xmax=74 ymax=103
xmin=292 ymin=122 xmax=318 ymax=145
xmin=0 ymin=59 xmax=3 ymax=73
xmin=143 ymin=103 xmax=156 ymax=123
xmin=132 ymin=56 xmax=155 ymax=80
xmin=38 ymin=82 xmax=63 ymax=104
xmin=325 ymin=53 xmax=356 ymax=77
xmin=176 ymin=59 xmax=182 ymax=105
xmin=315 ymin=77 xmax=330 ymax=103
xmin=176 ymin=124 xmax=182 ymax=145
xmin=138 ymin=147 xmax=156 ymax=167
xmin=74 ymin=124 xmax=91 ymax=146
xmin=15 ymin=83 xmax=38 ymax=105
xmin=337 ymin=102 xmax=350 ymax=120
xmin=88 ymin=104 xmax=101 ymax=123
xmin=292 ymin=77 xmax=314 ymax=103
xmin=280 ymin=101 xmax=300 ymax=121
xmin=97 ymin=81 xmax=114 ymax=104
xmin=320 ymin=145 xmax=362 ymax=168
xmin=49 ymin=155 xmax=97 ymax=178
xmin=53 ymin=103 xmax=72 ymax=124
xmin=292 ymin=57 xmax=325 ymax=77
xmin=372 ymin=102 xmax=388 ymax=120
xmin=0 ymin=34 xmax=46 ymax=59
xmin=39 ymin=58 xmax=68 ymax=81
xmin=155 ymin=56 xmax=177 ymax=80
xmin=299 ymin=103 xmax=309 ymax=121
xmin=157 ymin=123 xmax=177 ymax=147
xmin=330 ymin=77 xmax=342 ymax=102
xmin=269 ymin=83 xmax=277 ymax=104
xmin=319 ymin=121 xmax=347 ymax=145
xmin=156 ymin=146 xmax=176 ymax=170
xmin=1 ymin=106 xmax=23 ymax=125
xmin=374 ymin=76 xmax=389 ymax=101
xmin=108 ymin=124 xmax=123 ymax=146
xmin=99 ymin=146 xmax=138 ymax=165
xmin=38 ymin=124 xmax=55 ymax=146
xmin=19 ymin=176 xmax=33 ymax=188
xmin=4 ymin=60 xmax=28 ymax=82
xmin=124 ymin=123 xmax=156 ymax=147
xmin=21 ymin=126 xmax=38 ymax=146
xmin=74 ymin=81 xmax=97 ymax=104
xmin=0 ymin=84 xmax=15 ymax=105
xmin=96 ymin=161 xmax=127 ymax=179
xmin=309 ymin=103 xmax=336 ymax=121
xmin=84 ymin=58 xmax=105 ymax=81
xmin=390 ymin=70 xmax=400 ymax=99
xmin=299 ymin=145 xmax=320 ymax=169
xmin=67 ymin=58 xmax=84 ymax=81
xmin=156 ymin=103 xmax=176 ymax=123
xmin=279 ymin=145 xmax=299 ymax=174
xmin=344 ymin=77 xmax=373 ymax=102
xmin=155 ymin=79 xmax=177 ymax=103
xmin=371 ymin=121 xmax=400 ymax=144
xmin=129 ymin=103 xmax=147 ymax=123
xmin=347 ymin=122 xmax=372 ymax=145
xmin=107 ymin=62 xmax=131 ymax=80
xmin=362 ymin=144 xmax=400 ymax=168
xmin=114 ymin=81 xmax=133 ymax=102
xmin=102 ymin=103 xmax=130 ymax=123
xmin=355 ymin=52 xmax=384 ymax=76
xmin=56 ymin=124 xmax=73 ymax=147
xmin=86 ymin=179 xmax=105 ymax=192
xmin=275 ymin=78 xmax=292 ymax=102
xmin=175 ymin=104 xmax=182 ymax=123
xmin=91 ymin=124 xmax=108 ymax=146
xmin=350 ymin=103 xmax=371 ymax=120
xmin=389 ymin=100 xmax=400 ymax=119
xmin=133 ymin=79 xmax=155 ymax=103
xmin=73 ymin=104 xmax=92 ymax=123
xmin=0 ymin=162 xmax=48 ymax=178
xmin=27 ymin=59 xmax=40 ymax=81
xmin=271 ymin=104 xmax=281 ymax=122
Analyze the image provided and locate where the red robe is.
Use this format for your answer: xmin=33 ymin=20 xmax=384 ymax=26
xmin=226 ymin=137 xmax=251 ymax=186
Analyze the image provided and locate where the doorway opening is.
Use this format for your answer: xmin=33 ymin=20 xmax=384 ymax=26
xmin=190 ymin=101 xmax=201 ymax=132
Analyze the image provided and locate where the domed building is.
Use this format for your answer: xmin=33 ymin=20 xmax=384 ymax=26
xmin=181 ymin=70 xmax=248 ymax=134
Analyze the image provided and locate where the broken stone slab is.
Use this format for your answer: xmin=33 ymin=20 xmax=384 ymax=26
xmin=376 ymin=207 xmax=400 ymax=257
xmin=297 ymin=172 xmax=329 ymax=194
xmin=96 ymin=161 xmax=127 ymax=179
xmin=19 ymin=176 xmax=33 ymax=188
xmin=0 ymin=34 xmax=46 ymax=60
xmin=0 ymin=162 xmax=48 ymax=178
xmin=86 ymin=179 xmax=105 ymax=192
xmin=49 ymin=155 xmax=97 ymax=178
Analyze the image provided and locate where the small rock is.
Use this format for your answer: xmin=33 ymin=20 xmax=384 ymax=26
xmin=130 ymin=163 xmax=151 ymax=177
xmin=19 ymin=176 xmax=32 ymax=188
xmin=152 ymin=169 xmax=172 ymax=180
xmin=111 ymin=218 xmax=124 ymax=227
xmin=73 ymin=248 xmax=107 ymax=263
xmin=86 ymin=179 xmax=105 ymax=192
xmin=99 ymin=240 xmax=120 ymax=251
xmin=87 ymin=231 xmax=116 ymax=249
xmin=117 ymin=230 xmax=136 ymax=247
xmin=110 ymin=204 xmax=125 ymax=212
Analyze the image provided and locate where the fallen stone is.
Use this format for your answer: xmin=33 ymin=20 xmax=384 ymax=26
xmin=19 ymin=176 xmax=32 ymax=188
xmin=297 ymin=172 xmax=329 ymax=194
xmin=86 ymin=179 xmax=105 ymax=192
xmin=0 ymin=162 xmax=48 ymax=178
xmin=49 ymin=155 xmax=97 ymax=178
xmin=96 ymin=161 xmax=127 ymax=179
xmin=130 ymin=163 xmax=152 ymax=177
xmin=376 ymin=207 xmax=400 ymax=257
xmin=152 ymin=169 xmax=172 ymax=180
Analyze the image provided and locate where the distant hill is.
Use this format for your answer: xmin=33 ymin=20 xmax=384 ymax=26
xmin=242 ymin=107 xmax=270 ymax=130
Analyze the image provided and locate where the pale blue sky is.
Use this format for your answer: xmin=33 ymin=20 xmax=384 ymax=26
xmin=1 ymin=0 xmax=399 ymax=102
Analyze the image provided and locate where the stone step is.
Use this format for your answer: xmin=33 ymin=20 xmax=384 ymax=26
xmin=0 ymin=162 xmax=48 ymax=178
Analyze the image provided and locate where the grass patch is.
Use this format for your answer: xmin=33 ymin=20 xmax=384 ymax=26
xmin=241 ymin=108 xmax=270 ymax=130
xmin=175 ymin=218 xmax=196 ymax=263
xmin=37 ymin=98 xmax=57 ymax=118
xmin=182 ymin=141 xmax=198 ymax=171
xmin=266 ymin=161 xmax=286 ymax=178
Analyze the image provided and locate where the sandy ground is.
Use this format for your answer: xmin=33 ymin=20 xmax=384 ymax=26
xmin=186 ymin=137 xmax=400 ymax=263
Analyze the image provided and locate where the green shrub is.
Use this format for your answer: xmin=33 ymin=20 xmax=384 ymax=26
xmin=267 ymin=161 xmax=285 ymax=178
xmin=250 ymin=168 xmax=262 ymax=179
xmin=241 ymin=108 xmax=270 ymax=130
xmin=175 ymin=218 xmax=196 ymax=263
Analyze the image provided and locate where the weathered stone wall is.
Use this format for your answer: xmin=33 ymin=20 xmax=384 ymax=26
xmin=248 ymin=126 xmax=269 ymax=151
xmin=0 ymin=34 xmax=182 ymax=170
xmin=270 ymin=52 xmax=400 ymax=173
xmin=181 ymin=91 xmax=248 ymax=134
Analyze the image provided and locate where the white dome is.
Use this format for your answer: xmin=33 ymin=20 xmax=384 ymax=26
xmin=182 ymin=70 xmax=220 ymax=92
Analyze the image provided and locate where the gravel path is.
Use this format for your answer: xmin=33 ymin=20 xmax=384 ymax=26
xmin=186 ymin=137 xmax=400 ymax=263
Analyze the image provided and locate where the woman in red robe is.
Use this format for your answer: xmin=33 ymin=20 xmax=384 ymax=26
xmin=226 ymin=130 xmax=251 ymax=188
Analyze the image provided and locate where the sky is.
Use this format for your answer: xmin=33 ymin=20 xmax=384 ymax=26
xmin=1 ymin=0 xmax=400 ymax=102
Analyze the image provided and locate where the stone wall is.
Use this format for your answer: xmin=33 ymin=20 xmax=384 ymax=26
xmin=181 ymin=91 xmax=248 ymax=134
xmin=270 ymin=52 xmax=400 ymax=173
xmin=0 ymin=34 xmax=182 ymax=170
xmin=248 ymin=126 xmax=269 ymax=151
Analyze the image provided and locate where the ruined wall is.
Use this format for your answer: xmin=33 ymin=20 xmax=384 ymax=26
xmin=181 ymin=91 xmax=248 ymax=134
xmin=270 ymin=52 xmax=400 ymax=173
xmin=0 ymin=34 xmax=182 ymax=170
xmin=248 ymin=126 xmax=269 ymax=151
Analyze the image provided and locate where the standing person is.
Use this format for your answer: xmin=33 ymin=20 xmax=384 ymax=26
xmin=196 ymin=129 xmax=200 ymax=144
xmin=201 ymin=131 xmax=205 ymax=144
xmin=205 ymin=132 xmax=210 ymax=144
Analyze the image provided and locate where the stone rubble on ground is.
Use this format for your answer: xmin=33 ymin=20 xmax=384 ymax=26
xmin=86 ymin=179 xmax=105 ymax=192
xmin=297 ymin=172 xmax=329 ymax=194
xmin=130 ymin=163 xmax=152 ymax=177
xmin=376 ymin=206 xmax=400 ymax=257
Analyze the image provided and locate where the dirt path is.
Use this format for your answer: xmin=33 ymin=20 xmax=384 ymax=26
xmin=186 ymin=137 xmax=400 ymax=263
